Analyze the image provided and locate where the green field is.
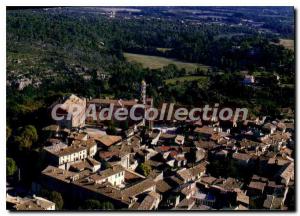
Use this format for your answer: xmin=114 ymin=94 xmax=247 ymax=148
xmin=124 ymin=52 xmax=211 ymax=72
xmin=165 ymin=76 xmax=209 ymax=85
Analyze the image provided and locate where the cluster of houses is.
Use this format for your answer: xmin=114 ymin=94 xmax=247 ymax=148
xmin=6 ymin=194 xmax=55 ymax=210
xmin=7 ymin=94 xmax=294 ymax=211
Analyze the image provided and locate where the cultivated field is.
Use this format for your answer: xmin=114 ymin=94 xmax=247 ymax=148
xmin=124 ymin=52 xmax=211 ymax=72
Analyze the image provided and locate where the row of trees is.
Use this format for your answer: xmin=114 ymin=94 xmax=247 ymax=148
xmin=80 ymin=199 xmax=114 ymax=210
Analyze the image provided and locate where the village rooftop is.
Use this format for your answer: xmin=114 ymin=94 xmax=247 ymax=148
xmin=51 ymin=102 xmax=249 ymax=122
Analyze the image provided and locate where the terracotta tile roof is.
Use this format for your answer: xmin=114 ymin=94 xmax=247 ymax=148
xmin=70 ymin=158 xmax=101 ymax=172
xmin=137 ymin=191 xmax=160 ymax=210
xmin=42 ymin=165 xmax=79 ymax=183
xmin=267 ymin=157 xmax=290 ymax=166
xmin=252 ymin=175 xmax=268 ymax=182
xmin=169 ymin=150 xmax=178 ymax=158
xmin=15 ymin=200 xmax=47 ymax=210
xmin=236 ymin=204 xmax=249 ymax=210
xmin=156 ymin=146 xmax=177 ymax=152
xmin=175 ymin=198 xmax=195 ymax=210
xmin=237 ymin=192 xmax=249 ymax=205
xmin=177 ymin=169 xmax=193 ymax=181
xmin=122 ymin=178 xmax=156 ymax=198
xmin=263 ymin=195 xmax=283 ymax=209
xmin=124 ymin=170 xmax=144 ymax=181
xmin=156 ymin=179 xmax=173 ymax=193
xmin=278 ymin=162 xmax=294 ymax=183
xmin=201 ymin=176 xmax=217 ymax=185
xmin=97 ymin=165 xmax=124 ymax=180
xmin=232 ymin=153 xmax=252 ymax=161
xmin=70 ymin=161 xmax=86 ymax=171
xmin=72 ymin=179 xmax=127 ymax=204
xmin=42 ymin=124 xmax=60 ymax=132
xmin=263 ymin=195 xmax=273 ymax=209
xmin=277 ymin=122 xmax=286 ymax=131
xmin=160 ymin=133 xmax=176 ymax=139
xmin=99 ymin=150 xmax=119 ymax=159
xmin=194 ymin=140 xmax=218 ymax=150
xmin=248 ymin=181 xmax=266 ymax=191
xmin=216 ymin=177 xmax=242 ymax=191
xmin=96 ymin=135 xmax=122 ymax=147
xmin=194 ymin=126 xmax=214 ymax=135
xmin=271 ymin=197 xmax=283 ymax=209
xmin=177 ymin=163 xmax=206 ymax=181
xmin=7 ymin=195 xmax=55 ymax=211
xmin=189 ymin=163 xmax=206 ymax=177
xmin=69 ymin=132 xmax=88 ymax=141
xmin=45 ymin=138 xmax=96 ymax=157
xmin=170 ymin=176 xmax=184 ymax=185
xmin=285 ymin=123 xmax=294 ymax=130
xmin=239 ymin=139 xmax=260 ymax=148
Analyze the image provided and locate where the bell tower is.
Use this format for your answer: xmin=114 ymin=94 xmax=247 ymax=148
xmin=141 ymin=80 xmax=146 ymax=126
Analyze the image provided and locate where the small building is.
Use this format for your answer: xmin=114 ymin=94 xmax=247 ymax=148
xmin=43 ymin=139 xmax=97 ymax=169
xmin=50 ymin=94 xmax=86 ymax=129
xmin=176 ymin=163 xmax=206 ymax=183
xmin=232 ymin=152 xmax=252 ymax=165
xmin=194 ymin=126 xmax=215 ymax=139
xmin=175 ymin=135 xmax=185 ymax=145
xmin=6 ymin=194 xmax=55 ymax=211
xmin=89 ymin=165 xmax=125 ymax=187
xmin=247 ymin=181 xmax=266 ymax=196
xmin=242 ymin=75 xmax=255 ymax=85
xmin=130 ymin=191 xmax=161 ymax=210
xmin=172 ymin=198 xmax=195 ymax=210
xmin=95 ymin=135 xmax=122 ymax=149
xmin=263 ymin=195 xmax=284 ymax=210
xmin=236 ymin=192 xmax=249 ymax=208
xmin=193 ymin=191 xmax=216 ymax=207
xmin=275 ymin=162 xmax=294 ymax=186
xmin=41 ymin=165 xmax=156 ymax=209
xmin=69 ymin=157 xmax=101 ymax=173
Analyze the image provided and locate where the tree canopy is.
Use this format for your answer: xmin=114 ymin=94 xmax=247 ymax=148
xmin=6 ymin=157 xmax=17 ymax=176
xmin=80 ymin=199 xmax=114 ymax=210
xmin=13 ymin=125 xmax=38 ymax=151
xmin=136 ymin=163 xmax=152 ymax=177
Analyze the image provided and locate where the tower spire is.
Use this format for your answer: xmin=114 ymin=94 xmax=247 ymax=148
xmin=141 ymin=80 xmax=146 ymax=105
xmin=141 ymin=80 xmax=146 ymax=126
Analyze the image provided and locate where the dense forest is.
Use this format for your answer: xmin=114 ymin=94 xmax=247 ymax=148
xmin=7 ymin=7 xmax=295 ymax=117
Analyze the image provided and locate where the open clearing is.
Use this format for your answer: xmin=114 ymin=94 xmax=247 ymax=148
xmin=124 ymin=52 xmax=211 ymax=72
xmin=279 ymin=39 xmax=294 ymax=51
